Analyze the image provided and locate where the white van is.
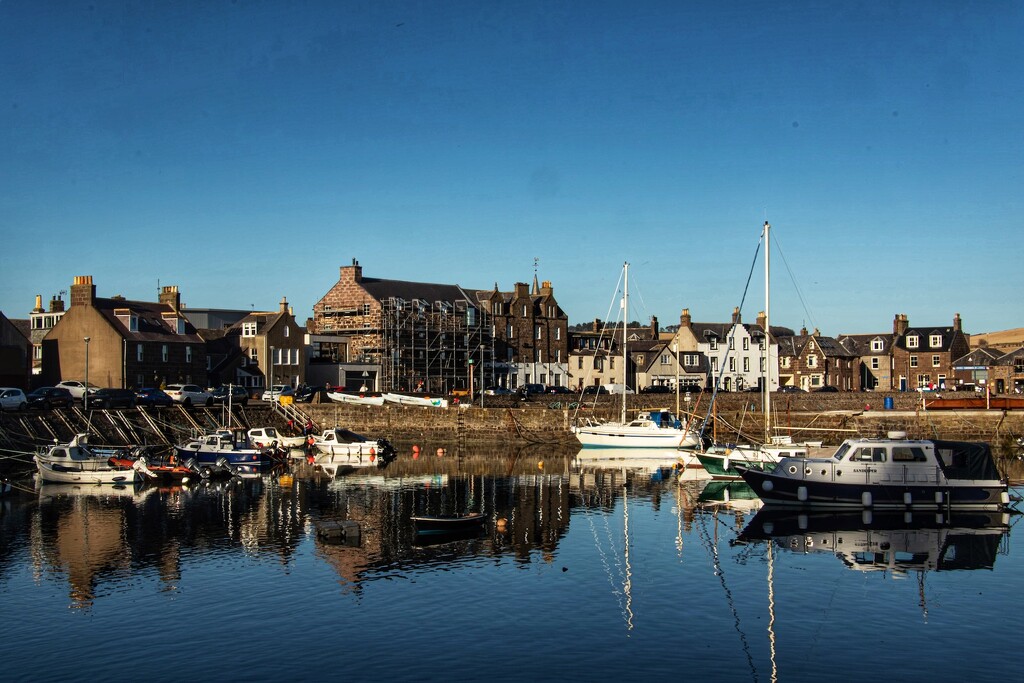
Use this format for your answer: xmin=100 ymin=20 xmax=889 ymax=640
xmin=602 ymin=384 xmax=635 ymax=395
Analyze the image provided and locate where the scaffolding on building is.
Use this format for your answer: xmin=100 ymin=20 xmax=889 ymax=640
xmin=380 ymin=296 xmax=492 ymax=394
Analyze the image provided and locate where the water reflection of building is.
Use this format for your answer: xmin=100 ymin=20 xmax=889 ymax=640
xmin=27 ymin=476 xmax=307 ymax=609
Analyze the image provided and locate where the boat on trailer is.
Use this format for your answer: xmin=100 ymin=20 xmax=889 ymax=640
xmin=327 ymin=391 xmax=386 ymax=406
xmin=736 ymin=431 xmax=1011 ymax=511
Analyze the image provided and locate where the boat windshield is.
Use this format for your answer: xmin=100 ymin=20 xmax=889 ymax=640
xmin=832 ymin=442 xmax=852 ymax=461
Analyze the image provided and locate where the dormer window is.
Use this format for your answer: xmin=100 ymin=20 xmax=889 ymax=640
xmin=871 ymin=339 xmax=884 ymax=353
xmin=906 ymin=335 xmax=919 ymax=349
xmin=929 ymin=334 xmax=942 ymax=348
xmin=709 ymin=339 xmax=718 ymax=351
xmin=115 ymin=308 xmax=139 ymax=332
xmin=242 ymin=322 xmax=257 ymax=337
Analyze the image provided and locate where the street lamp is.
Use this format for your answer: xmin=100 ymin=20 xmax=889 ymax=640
xmin=269 ymin=346 xmax=275 ymax=391
xmin=83 ymin=337 xmax=90 ymax=411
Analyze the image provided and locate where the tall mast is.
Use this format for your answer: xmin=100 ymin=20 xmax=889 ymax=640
xmin=763 ymin=221 xmax=771 ymax=444
xmin=622 ymin=262 xmax=629 ymax=424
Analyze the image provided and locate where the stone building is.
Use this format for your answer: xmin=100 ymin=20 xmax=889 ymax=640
xmin=476 ymin=276 xmax=569 ymax=390
xmin=835 ymin=332 xmax=894 ymax=390
xmin=983 ymin=347 xmax=1024 ymax=395
xmin=40 ymin=276 xmax=206 ymax=390
xmin=777 ymin=328 xmax=857 ymax=391
xmin=206 ymin=298 xmax=306 ymax=392
xmin=311 ymin=260 xmax=488 ymax=394
xmin=27 ymin=294 xmax=67 ymax=376
xmin=889 ymin=313 xmax=970 ymax=391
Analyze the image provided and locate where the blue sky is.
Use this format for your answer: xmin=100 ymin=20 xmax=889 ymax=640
xmin=2 ymin=1 xmax=1021 ymax=336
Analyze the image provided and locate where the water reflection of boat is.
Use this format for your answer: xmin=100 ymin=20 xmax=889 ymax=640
xmin=697 ymin=480 xmax=763 ymax=514
xmin=574 ymin=449 xmax=683 ymax=479
xmin=738 ymin=508 xmax=1011 ymax=573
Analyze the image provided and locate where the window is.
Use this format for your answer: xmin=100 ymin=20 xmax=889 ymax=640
xmin=892 ymin=446 xmax=927 ymax=462
xmin=522 ymin=304 xmax=528 ymax=317
xmin=853 ymin=447 xmax=887 ymax=462
xmin=907 ymin=335 xmax=919 ymax=349
xmin=871 ymin=358 xmax=879 ymax=370
xmin=137 ymin=344 xmax=143 ymax=362
xmin=728 ymin=337 xmax=735 ymax=350
xmin=709 ymin=339 xmax=718 ymax=351
xmin=729 ymin=357 xmax=735 ymax=372
xmin=910 ymin=356 xmax=918 ymax=368
xmin=661 ymin=353 xmax=670 ymax=365
xmin=284 ymin=326 xmax=289 ymax=338
xmin=932 ymin=355 xmax=941 ymax=367
xmin=161 ymin=344 xmax=168 ymax=362
xmin=507 ymin=324 xmax=514 ymax=339
xmin=781 ymin=356 xmax=791 ymax=368
xmin=555 ymin=327 xmax=561 ymax=340
xmin=807 ymin=355 xmax=817 ymax=368
xmin=578 ymin=357 xmax=583 ymax=369
xmin=555 ymin=349 xmax=561 ymax=362
xmin=242 ymin=322 xmax=257 ymax=337
xmin=929 ymin=334 xmax=942 ymax=348
xmin=917 ymin=374 xmax=931 ymax=387
xmin=534 ymin=348 xmax=541 ymax=362
xmin=185 ymin=346 xmax=192 ymax=363
xmin=742 ymin=338 xmax=749 ymax=351
xmin=535 ymin=325 xmax=542 ymax=340
xmin=249 ymin=348 xmax=258 ymax=362
xmin=743 ymin=357 xmax=749 ymax=372
xmin=871 ymin=339 xmax=884 ymax=352
xmin=362 ymin=303 xmax=371 ymax=315
xmin=759 ymin=357 xmax=765 ymax=372
xmin=711 ymin=357 xmax=718 ymax=372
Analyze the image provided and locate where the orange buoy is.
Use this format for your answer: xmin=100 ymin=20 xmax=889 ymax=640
xmin=436 ymin=447 xmax=445 ymax=457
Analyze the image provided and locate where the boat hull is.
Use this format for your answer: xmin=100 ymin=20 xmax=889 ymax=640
xmin=575 ymin=426 xmax=700 ymax=449
xmin=34 ymin=458 xmax=136 ymax=485
xmin=737 ymin=465 xmax=1008 ymax=511
xmin=411 ymin=513 xmax=486 ymax=534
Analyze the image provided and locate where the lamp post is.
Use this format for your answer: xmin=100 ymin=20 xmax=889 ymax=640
xmin=269 ymin=346 xmax=275 ymax=392
xmin=83 ymin=337 xmax=90 ymax=411
xmin=674 ymin=342 xmax=679 ymax=416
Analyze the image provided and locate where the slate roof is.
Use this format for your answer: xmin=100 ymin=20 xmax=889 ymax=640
xmin=895 ymin=326 xmax=960 ymax=352
xmin=836 ymin=333 xmax=892 ymax=355
xmin=94 ymin=297 xmax=205 ymax=344
xmin=359 ymin=277 xmax=476 ymax=306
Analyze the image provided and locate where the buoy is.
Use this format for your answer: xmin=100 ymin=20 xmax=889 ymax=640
xmin=537 ymin=461 xmax=544 ymax=470
xmin=436 ymin=447 xmax=445 ymax=457
xmin=412 ymin=445 xmax=420 ymax=453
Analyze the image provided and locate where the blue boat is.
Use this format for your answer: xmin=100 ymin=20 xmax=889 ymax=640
xmin=175 ymin=429 xmax=279 ymax=476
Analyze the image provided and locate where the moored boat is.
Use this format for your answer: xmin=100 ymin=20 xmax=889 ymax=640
xmin=34 ymin=433 xmax=139 ymax=485
xmin=574 ymin=408 xmax=703 ymax=450
xmin=382 ymin=393 xmax=448 ymax=408
xmin=175 ymin=429 xmax=280 ymax=477
xmin=247 ymin=426 xmax=306 ymax=449
xmin=311 ymin=428 xmax=398 ymax=475
xmin=736 ymin=431 xmax=1011 ymax=510
xmin=411 ymin=513 xmax=486 ymax=534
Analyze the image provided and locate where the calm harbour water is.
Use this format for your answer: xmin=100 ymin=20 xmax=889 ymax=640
xmin=1 ymin=448 xmax=1022 ymax=683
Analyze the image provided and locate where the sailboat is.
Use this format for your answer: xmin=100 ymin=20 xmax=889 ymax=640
xmin=572 ymin=263 xmax=702 ymax=450
xmin=693 ymin=222 xmax=810 ymax=478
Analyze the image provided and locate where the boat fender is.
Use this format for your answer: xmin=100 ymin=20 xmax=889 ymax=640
xmin=723 ymin=457 xmax=730 ymax=472
xmin=762 ymin=480 xmax=774 ymax=492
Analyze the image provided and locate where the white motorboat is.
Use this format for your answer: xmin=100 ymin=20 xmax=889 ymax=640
xmin=736 ymin=431 xmax=1011 ymax=510
xmin=34 ymin=433 xmax=138 ymax=485
xmin=247 ymin=426 xmax=306 ymax=449
xmin=311 ymin=427 xmax=398 ymax=475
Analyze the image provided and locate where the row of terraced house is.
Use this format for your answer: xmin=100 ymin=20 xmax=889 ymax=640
xmin=1 ymin=259 xmax=1022 ymax=396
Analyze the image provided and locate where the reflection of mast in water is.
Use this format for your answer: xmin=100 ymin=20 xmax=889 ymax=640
xmin=767 ymin=541 xmax=778 ymax=683
xmin=698 ymin=511 xmax=760 ymax=681
xmin=622 ymin=484 xmax=634 ymax=631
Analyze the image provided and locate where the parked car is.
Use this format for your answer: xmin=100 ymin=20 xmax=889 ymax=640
xmin=813 ymin=386 xmax=840 ymax=393
xmin=640 ymin=385 xmax=672 ymax=394
xmin=294 ymin=385 xmax=324 ymax=403
xmin=56 ymin=380 xmax=101 ymax=400
xmin=0 ymin=387 xmax=28 ymax=411
xmin=582 ymin=385 xmax=610 ymax=395
xmin=165 ymin=383 xmax=214 ymax=407
xmin=516 ymin=383 xmax=547 ymax=400
xmin=135 ymin=387 xmax=174 ymax=407
xmin=211 ymin=385 xmax=250 ymax=406
xmin=89 ymin=388 xmax=137 ymax=409
xmin=483 ymin=386 xmax=513 ymax=396
xmin=603 ymin=384 xmax=635 ymax=395
xmin=547 ymin=385 xmax=573 ymax=394
xmin=26 ymin=387 xmax=75 ymax=410
xmin=778 ymin=385 xmax=806 ymax=393
xmin=261 ymin=385 xmax=294 ymax=402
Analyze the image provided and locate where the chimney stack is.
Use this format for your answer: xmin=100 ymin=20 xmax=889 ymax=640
xmin=680 ymin=308 xmax=691 ymax=328
xmin=894 ymin=313 xmax=909 ymax=337
xmin=731 ymin=307 xmax=741 ymax=324
xmin=159 ymin=285 xmax=181 ymax=313
xmin=70 ymin=275 xmax=96 ymax=308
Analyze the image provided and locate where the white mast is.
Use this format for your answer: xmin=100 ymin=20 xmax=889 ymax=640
xmin=621 ymin=262 xmax=629 ymax=424
xmin=763 ymin=221 xmax=771 ymax=444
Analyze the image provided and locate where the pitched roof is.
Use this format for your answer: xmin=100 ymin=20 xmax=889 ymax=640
xmin=94 ymin=297 xmax=205 ymax=344
xmin=359 ymin=277 xmax=475 ymax=306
